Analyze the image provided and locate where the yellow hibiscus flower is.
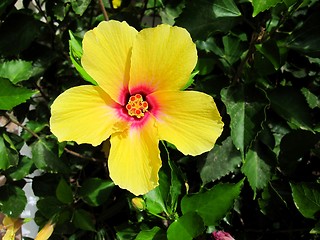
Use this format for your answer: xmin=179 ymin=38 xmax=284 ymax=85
xmin=50 ymin=20 xmax=224 ymax=195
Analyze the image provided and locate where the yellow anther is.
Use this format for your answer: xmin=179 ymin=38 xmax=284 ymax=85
xmin=125 ymin=94 xmax=148 ymax=118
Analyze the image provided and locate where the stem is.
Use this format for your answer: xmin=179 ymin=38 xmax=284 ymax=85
xmin=232 ymin=30 xmax=260 ymax=83
xmin=35 ymin=78 xmax=50 ymax=103
xmin=3 ymin=113 xmax=103 ymax=163
xmin=4 ymin=113 xmax=40 ymax=139
xmin=33 ymin=0 xmax=56 ymax=47
xmin=160 ymin=140 xmax=170 ymax=161
xmin=152 ymin=0 xmax=156 ymax=27
xmin=63 ymin=147 xmax=104 ymax=162
xmin=140 ymin=0 xmax=149 ymax=24
xmin=147 ymin=211 xmax=167 ymax=220
xmin=98 ymin=0 xmax=109 ymax=21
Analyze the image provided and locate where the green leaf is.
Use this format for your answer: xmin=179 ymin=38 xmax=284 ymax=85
xmin=144 ymin=170 xmax=170 ymax=215
xmin=168 ymin=159 xmax=183 ymax=213
xmin=268 ymin=87 xmax=314 ymax=131
xmin=73 ymin=209 xmax=96 ymax=231
xmin=0 ymin=0 xmax=15 ymax=16
xmin=31 ymin=138 xmax=69 ymax=174
xmin=69 ymin=31 xmax=97 ymax=85
xmin=251 ymin=0 xmax=282 ymax=17
xmin=56 ymin=178 xmax=73 ymax=204
xmin=78 ymin=178 xmax=114 ymax=206
xmin=258 ymin=181 xmax=290 ymax=218
xmin=51 ymin=0 xmax=69 ymax=21
xmin=301 ymin=87 xmax=320 ymax=109
xmin=287 ymin=12 xmax=320 ymax=57
xmin=213 ymin=0 xmax=241 ymax=18
xmin=181 ymin=70 xmax=199 ymax=90
xmin=181 ymin=180 xmax=244 ymax=226
xmin=196 ymin=37 xmax=224 ymax=55
xmin=0 ymin=185 xmax=27 ymax=218
xmin=0 ymin=78 xmax=37 ymax=110
xmin=21 ymin=121 xmax=47 ymax=141
xmin=6 ymin=156 xmax=34 ymax=181
xmin=0 ymin=12 xmax=43 ymax=56
xmin=0 ymin=134 xmax=19 ymax=170
xmin=167 ymin=212 xmax=205 ymax=240
xmin=37 ymin=196 xmax=66 ymax=219
xmin=222 ymin=35 xmax=246 ymax=65
xmin=254 ymin=51 xmax=278 ymax=76
xmin=283 ymin=0 xmax=296 ymax=7
xmin=200 ymin=137 xmax=242 ymax=184
xmin=159 ymin=3 xmax=184 ymax=25
xmin=241 ymin=143 xmax=273 ymax=196
xmin=195 ymin=58 xmax=215 ymax=75
xmin=70 ymin=0 xmax=92 ymax=16
xmin=69 ymin=31 xmax=83 ymax=56
xmin=0 ymin=60 xmax=33 ymax=84
xmin=32 ymin=175 xmax=60 ymax=197
xmin=255 ymin=40 xmax=281 ymax=70
xmin=135 ymin=226 xmax=164 ymax=240
xmin=310 ymin=221 xmax=320 ymax=234
xmin=116 ymin=225 xmax=139 ymax=240
xmin=290 ymin=182 xmax=320 ymax=220
xmin=221 ymin=84 xmax=269 ymax=157
xmin=2 ymin=133 xmax=19 ymax=152
xmin=175 ymin=0 xmax=241 ymax=39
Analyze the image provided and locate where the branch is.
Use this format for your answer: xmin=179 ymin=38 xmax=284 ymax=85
xmin=232 ymin=30 xmax=260 ymax=83
xmin=98 ymin=0 xmax=109 ymax=21
xmin=64 ymin=147 xmax=105 ymax=162
xmin=4 ymin=113 xmax=40 ymax=139
xmin=4 ymin=113 xmax=104 ymax=163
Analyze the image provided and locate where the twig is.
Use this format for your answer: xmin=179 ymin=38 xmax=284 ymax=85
xmin=64 ymin=147 xmax=105 ymax=162
xmin=232 ymin=31 xmax=260 ymax=83
xmin=140 ymin=0 xmax=149 ymax=24
xmin=4 ymin=113 xmax=104 ymax=163
xmin=98 ymin=0 xmax=109 ymax=21
xmin=152 ymin=0 xmax=156 ymax=27
xmin=4 ymin=113 xmax=40 ymax=139
xmin=35 ymin=78 xmax=50 ymax=103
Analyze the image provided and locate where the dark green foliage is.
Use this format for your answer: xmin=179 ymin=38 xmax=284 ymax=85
xmin=0 ymin=0 xmax=320 ymax=239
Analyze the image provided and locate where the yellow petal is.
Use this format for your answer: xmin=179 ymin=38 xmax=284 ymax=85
xmin=131 ymin=197 xmax=145 ymax=210
xmin=35 ymin=221 xmax=55 ymax=240
xmin=2 ymin=216 xmax=22 ymax=240
xmin=151 ymin=91 xmax=224 ymax=156
xmin=112 ymin=0 xmax=121 ymax=8
xmin=108 ymin=117 xmax=161 ymax=195
xmin=2 ymin=216 xmax=14 ymax=227
xmin=129 ymin=24 xmax=197 ymax=93
xmin=3 ymin=229 xmax=15 ymax=240
xmin=82 ymin=20 xmax=138 ymax=104
xmin=50 ymin=85 xmax=128 ymax=146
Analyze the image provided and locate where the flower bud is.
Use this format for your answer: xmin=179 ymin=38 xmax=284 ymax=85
xmin=212 ymin=231 xmax=235 ymax=240
xmin=131 ymin=197 xmax=145 ymax=211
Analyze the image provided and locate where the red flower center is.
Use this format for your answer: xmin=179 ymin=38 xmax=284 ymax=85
xmin=125 ymin=94 xmax=149 ymax=118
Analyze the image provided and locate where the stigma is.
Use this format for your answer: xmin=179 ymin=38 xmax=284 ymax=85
xmin=125 ymin=94 xmax=148 ymax=118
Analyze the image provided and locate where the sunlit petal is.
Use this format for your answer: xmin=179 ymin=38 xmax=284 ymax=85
xmin=108 ymin=118 xmax=161 ymax=195
xmin=112 ymin=0 xmax=121 ymax=9
xmin=2 ymin=216 xmax=22 ymax=240
xmin=50 ymin=85 xmax=128 ymax=146
xmin=129 ymin=24 xmax=197 ymax=93
xmin=151 ymin=91 xmax=224 ymax=156
xmin=82 ymin=20 xmax=138 ymax=104
xmin=34 ymin=221 xmax=55 ymax=240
